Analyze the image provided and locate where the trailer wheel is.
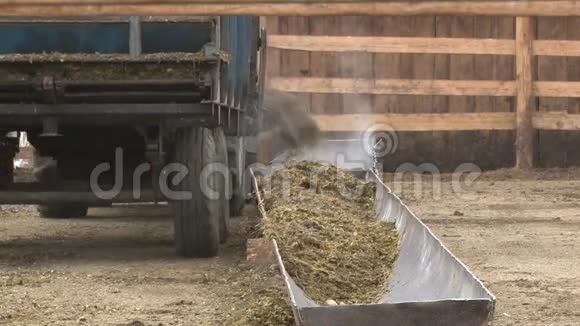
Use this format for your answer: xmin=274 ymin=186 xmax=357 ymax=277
xmin=228 ymin=138 xmax=247 ymax=216
xmin=173 ymin=126 xmax=220 ymax=257
xmin=0 ymin=149 xmax=14 ymax=187
xmin=33 ymin=151 xmax=88 ymax=219
xmin=212 ymin=127 xmax=230 ymax=244
xmin=37 ymin=205 xmax=88 ymax=218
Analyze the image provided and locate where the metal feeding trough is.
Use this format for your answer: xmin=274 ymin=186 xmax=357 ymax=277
xmin=251 ymin=156 xmax=496 ymax=326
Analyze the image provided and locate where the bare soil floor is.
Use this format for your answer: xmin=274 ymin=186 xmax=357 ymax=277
xmin=0 ymin=168 xmax=579 ymax=325
xmin=390 ymin=168 xmax=580 ymax=326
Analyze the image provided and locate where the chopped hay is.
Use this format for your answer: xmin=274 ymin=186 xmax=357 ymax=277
xmin=0 ymin=61 xmax=200 ymax=81
xmin=234 ymin=288 xmax=295 ymax=326
xmin=0 ymin=51 xmax=221 ymax=81
xmin=259 ymin=161 xmax=399 ymax=305
xmin=229 ymin=264 xmax=295 ymax=326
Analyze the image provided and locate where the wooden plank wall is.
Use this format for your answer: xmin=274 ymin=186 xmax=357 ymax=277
xmin=265 ymin=16 xmax=580 ymax=170
xmin=536 ymin=17 xmax=580 ymax=167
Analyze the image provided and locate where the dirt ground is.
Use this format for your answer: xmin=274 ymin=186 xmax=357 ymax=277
xmin=391 ymin=168 xmax=580 ymax=326
xmin=1 ymin=168 xmax=579 ymax=325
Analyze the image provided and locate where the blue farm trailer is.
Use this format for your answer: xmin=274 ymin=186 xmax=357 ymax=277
xmin=0 ymin=16 xmax=265 ymax=257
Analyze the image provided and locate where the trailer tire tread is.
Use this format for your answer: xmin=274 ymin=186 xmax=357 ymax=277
xmin=33 ymin=150 xmax=89 ymax=219
xmin=37 ymin=205 xmax=88 ymax=219
xmin=0 ymin=148 xmax=14 ymax=187
xmin=174 ymin=126 xmax=220 ymax=258
xmin=213 ymin=127 xmax=230 ymax=243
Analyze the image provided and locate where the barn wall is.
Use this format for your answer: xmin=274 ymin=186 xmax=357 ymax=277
xmin=535 ymin=17 xmax=580 ymax=168
xmin=264 ymin=16 xmax=580 ymax=171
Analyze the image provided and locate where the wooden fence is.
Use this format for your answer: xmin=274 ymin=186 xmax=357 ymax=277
xmin=6 ymin=1 xmax=580 ymax=17
xmin=265 ymin=15 xmax=580 ymax=169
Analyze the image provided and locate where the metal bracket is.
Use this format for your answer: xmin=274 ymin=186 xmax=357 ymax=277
xmin=201 ymin=43 xmax=229 ymax=63
xmin=40 ymin=76 xmax=58 ymax=104
xmin=202 ymin=43 xmax=220 ymax=60
xmin=40 ymin=117 xmax=62 ymax=137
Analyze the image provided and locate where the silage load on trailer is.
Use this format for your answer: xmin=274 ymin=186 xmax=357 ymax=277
xmin=0 ymin=61 xmax=199 ymax=81
xmin=259 ymin=161 xmax=399 ymax=304
xmin=0 ymin=51 xmax=223 ymax=81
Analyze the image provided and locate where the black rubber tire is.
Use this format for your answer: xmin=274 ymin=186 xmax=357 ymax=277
xmin=212 ymin=127 xmax=230 ymax=244
xmin=229 ymin=141 xmax=247 ymax=217
xmin=38 ymin=205 xmax=88 ymax=218
xmin=230 ymin=185 xmax=245 ymax=217
xmin=0 ymin=149 xmax=14 ymax=187
xmin=33 ymin=150 xmax=89 ymax=219
xmin=173 ymin=126 xmax=220 ymax=258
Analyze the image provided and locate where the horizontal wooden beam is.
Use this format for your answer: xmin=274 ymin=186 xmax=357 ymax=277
xmin=2 ymin=1 xmax=580 ymax=17
xmin=270 ymin=36 xmax=580 ymax=58
xmin=1 ymin=0 xmax=364 ymax=3
xmin=0 ymin=0 xmax=567 ymax=3
xmin=533 ymin=111 xmax=580 ymax=130
xmin=268 ymin=78 xmax=517 ymax=96
xmin=535 ymin=81 xmax=580 ymax=97
xmin=534 ymin=40 xmax=580 ymax=57
xmin=270 ymin=36 xmax=580 ymax=57
xmin=312 ymin=112 xmax=580 ymax=132
xmin=269 ymin=35 xmax=516 ymax=55
xmin=314 ymin=112 xmax=516 ymax=132
xmin=269 ymin=78 xmax=580 ymax=98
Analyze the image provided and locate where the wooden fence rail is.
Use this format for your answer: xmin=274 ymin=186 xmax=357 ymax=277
xmin=4 ymin=1 xmax=580 ymax=17
xmin=270 ymin=78 xmax=580 ymax=98
xmin=267 ymin=16 xmax=580 ymax=169
xmin=314 ymin=112 xmax=580 ymax=132
xmin=269 ymin=78 xmax=517 ymax=96
xmin=269 ymin=35 xmax=580 ymax=57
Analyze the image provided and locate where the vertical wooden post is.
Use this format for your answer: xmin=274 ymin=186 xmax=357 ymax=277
xmin=515 ymin=17 xmax=535 ymax=169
